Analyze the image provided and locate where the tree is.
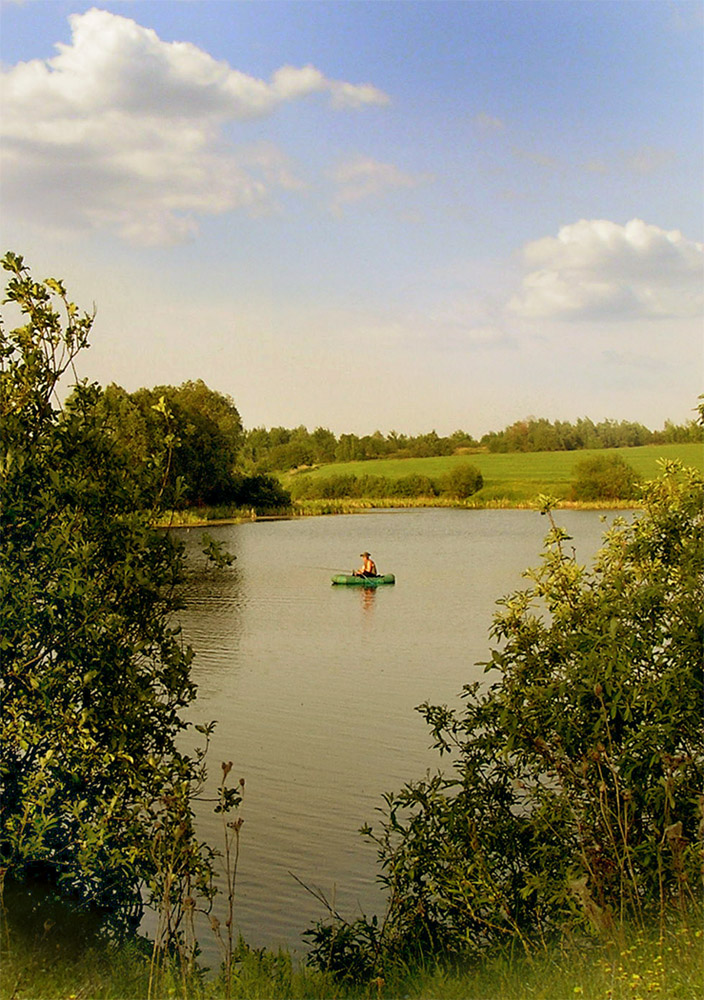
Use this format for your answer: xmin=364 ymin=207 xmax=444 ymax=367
xmin=572 ymin=453 xmax=641 ymax=500
xmin=307 ymin=461 xmax=703 ymax=973
xmin=124 ymin=380 xmax=243 ymax=506
xmin=94 ymin=382 xmax=151 ymax=470
xmin=311 ymin=426 xmax=337 ymax=464
xmin=232 ymin=472 xmax=291 ymax=509
xmin=0 ymin=253 xmax=237 ymax=935
xmin=335 ymin=433 xmax=364 ymax=463
xmin=80 ymin=379 xmax=243 ymax=506
xmin=449 ymin=429 xmax=478 ymax=450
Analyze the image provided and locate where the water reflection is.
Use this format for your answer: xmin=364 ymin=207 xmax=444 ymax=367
xmin=176 ymin=529 xmax=245 ymax=684
xmin=360 ymin=585 xmax=377 ymax=614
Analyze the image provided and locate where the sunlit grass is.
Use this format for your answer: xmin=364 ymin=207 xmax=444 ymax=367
xmin=284 ymin=443 xmax=703 ymax=507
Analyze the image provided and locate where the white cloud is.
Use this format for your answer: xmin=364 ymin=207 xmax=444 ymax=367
xmin=0 ymin=7 xmax=389 ymax=244
xmin=457 ymin=324 xmax=511 ymax=347
xmin=236 ymin=142 xmax=307 ymax=193
xmin=601 ymin=350 xmax=664 ymax=372
xmin=330 ymin=156 xmax=430 ymax=210
xmin=423 ymin=296 xmax=513 ymax=349
xmin=330 ymin=81 xmax=391 ymax=110
xmin=508 ymin=218 xmax=704 ymax=320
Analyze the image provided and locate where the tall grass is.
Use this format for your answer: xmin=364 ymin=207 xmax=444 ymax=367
xmin=154 ymin=504 xmax=293 ymax=527
xmin=2 ymin=917 xmax=701 ymax=999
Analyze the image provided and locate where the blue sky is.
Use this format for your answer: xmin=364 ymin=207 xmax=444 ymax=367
xmin=1 ymin=0 xmax=702 ymax=435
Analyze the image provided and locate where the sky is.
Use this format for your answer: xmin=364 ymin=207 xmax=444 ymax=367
xmin=1 ymin=0 xmax=702 ymax=436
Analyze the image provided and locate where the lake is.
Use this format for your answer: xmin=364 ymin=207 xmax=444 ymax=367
xmin=173 ymin=508 xmax=624 ymax=958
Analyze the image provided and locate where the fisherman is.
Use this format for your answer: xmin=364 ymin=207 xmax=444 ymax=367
xmin=354 ymin=551 xmax=377 ymax=578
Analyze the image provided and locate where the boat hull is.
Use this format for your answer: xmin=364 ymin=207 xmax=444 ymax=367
xmin=331 ymin=573 xmax=395 ymax=587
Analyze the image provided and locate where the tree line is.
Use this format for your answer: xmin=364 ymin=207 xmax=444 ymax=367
xmin=244 ymin=415 xmax=701 ymax=472
xmin=68 ymin=378 xmax=700 ymax=494
xmin=480 ymin=414 xmax=702 ymax=453
xmin=242 ymin=426 xmax=478 ymax=471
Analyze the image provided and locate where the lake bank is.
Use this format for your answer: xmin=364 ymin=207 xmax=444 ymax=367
xmin=156 ymin=494 xmax=641 ymax=528
xmin=153 ymin=442 xmax=701 ymax=525
xmin=3 ymin=913 xmax=700 ymax=999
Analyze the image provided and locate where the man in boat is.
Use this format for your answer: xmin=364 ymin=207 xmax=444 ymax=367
xmin=354 ymin=551 xmax=378 ymax=578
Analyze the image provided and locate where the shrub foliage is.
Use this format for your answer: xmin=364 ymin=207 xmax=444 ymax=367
xmin=0 ymin=253 xmax=238 ymax=936
xmin=289 ymin=463 xmax=483 ymax=501
xmin=439 ymin=463 xmax=484 ymax=499
xmin=572 ymin=453 xmax=641 ymax=500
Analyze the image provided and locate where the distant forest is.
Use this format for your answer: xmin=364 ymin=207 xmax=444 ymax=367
xmin=244 ymin=413 xmax=702 ymax=472
xmin=88 ymin=380 xmax=701 ymax=505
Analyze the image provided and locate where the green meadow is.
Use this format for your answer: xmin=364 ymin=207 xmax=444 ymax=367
xmin=284 ymin=442 xmax=703 ymax=506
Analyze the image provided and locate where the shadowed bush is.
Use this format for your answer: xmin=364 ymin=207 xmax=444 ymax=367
xmin=572 ymin=453 xmax=641 ymax=500
xmin=438 ymin=462 xmax=483 ymax=498
xmin=289 ymin=472 xmax=441 ymax=500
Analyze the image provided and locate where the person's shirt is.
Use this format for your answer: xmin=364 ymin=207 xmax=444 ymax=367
xmin=363 ymin=557 xmax=376 ymax=575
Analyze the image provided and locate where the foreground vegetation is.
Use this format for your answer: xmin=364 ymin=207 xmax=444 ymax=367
xmin=300 ymin=462 xmax=703 ymax=980
xmin=0 ymin=253 xmax=241 ymax=957
xmin=2 ymin=915 xmax=701 ymax=999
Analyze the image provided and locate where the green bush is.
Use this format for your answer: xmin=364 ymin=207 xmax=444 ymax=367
xmin=289 ymin=471 xmax=441 ymax=500
xmin=439 ymin=462 xmax=483 ymax=498
xmin=389 ymin=473 xmax=439 ymax=497
xmin=355 ymin=474 xmax=389 ymax=497
xmin=572 ymin=453 xmax=641 ymax=500
xmin=0 ymin=253 xmax=239 ymax=939
xmin=232 ymin=472 xmax=291 ymax=510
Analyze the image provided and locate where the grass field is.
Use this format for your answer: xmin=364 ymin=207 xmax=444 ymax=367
xmin=284 ymin=442 xmax=703 ymax=506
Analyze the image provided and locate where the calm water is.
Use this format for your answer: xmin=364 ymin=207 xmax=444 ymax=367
xmin=173 ymin=508 xmax=622 ymax=958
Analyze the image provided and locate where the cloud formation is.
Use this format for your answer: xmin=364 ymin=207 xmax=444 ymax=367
xmin=509 ymin=218 xmax=704 ymax=320
xmin=1 ymin=7 xmax=390 ymax=244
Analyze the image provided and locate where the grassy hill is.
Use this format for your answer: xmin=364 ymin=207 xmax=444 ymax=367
xmin=284 ymin=442 xmax=703 ymax=506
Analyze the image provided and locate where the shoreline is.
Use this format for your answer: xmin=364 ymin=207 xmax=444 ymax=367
xmin=155 ymin=496 xmax=640 ymax=528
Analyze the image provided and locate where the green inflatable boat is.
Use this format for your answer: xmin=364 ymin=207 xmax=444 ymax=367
xmin=331 ymin=573 xmax=395 ymax=587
